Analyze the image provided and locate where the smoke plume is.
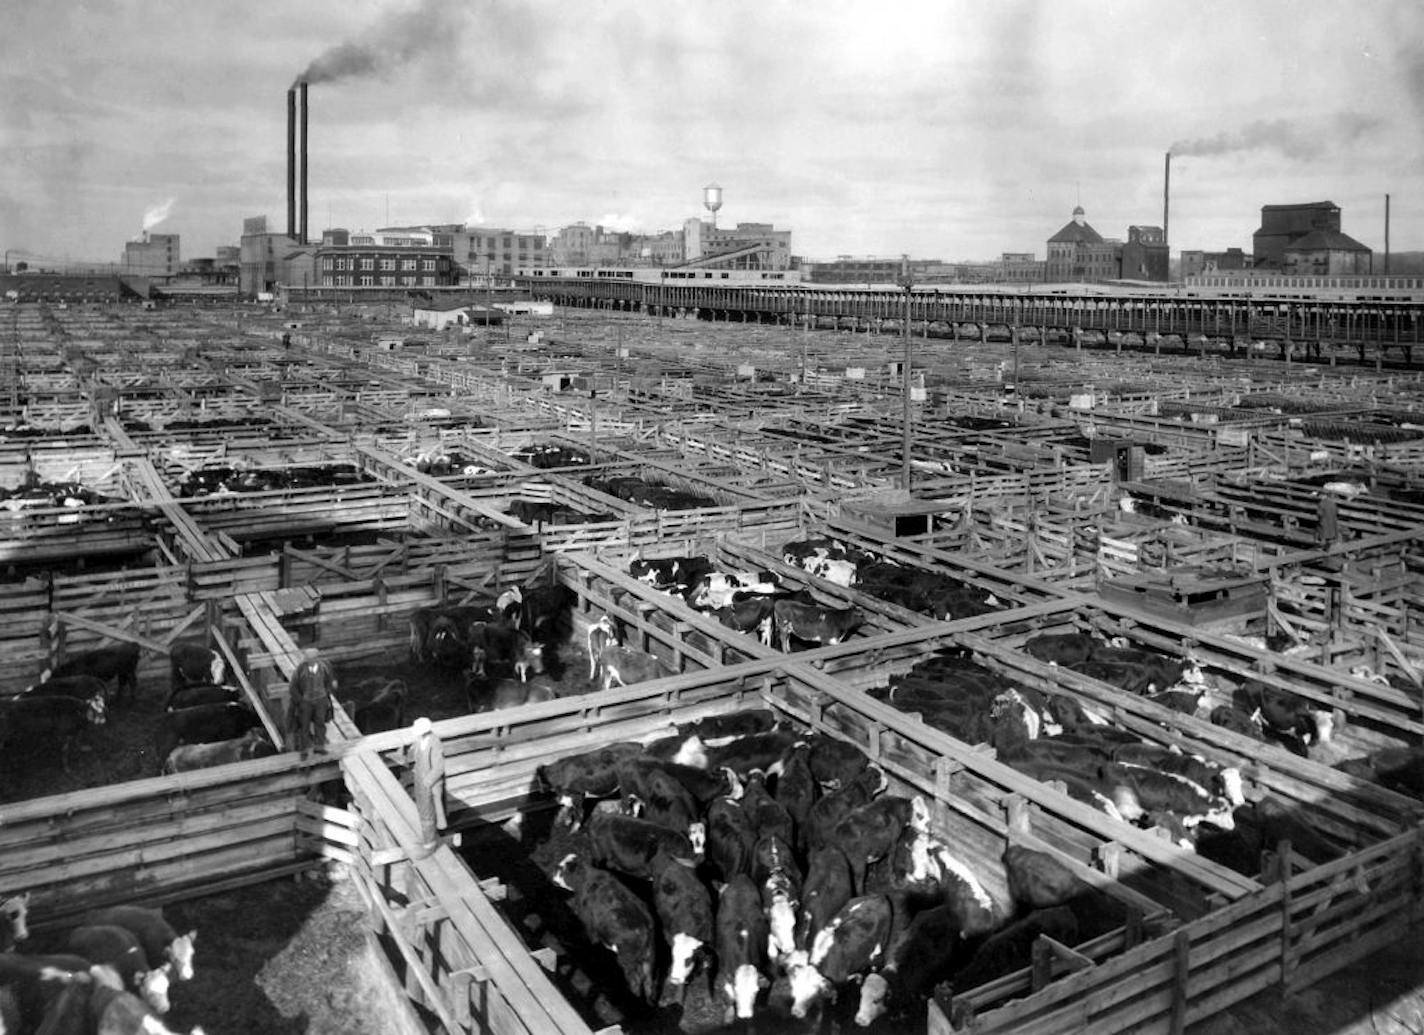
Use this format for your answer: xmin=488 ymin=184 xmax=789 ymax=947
xmin=142 ymin=198 xmax=175 ymax=231
xmin=1170 ymin=113 xmax=1381 ymax=161
xmin=297 ymin=0 xmax=468 ymax=86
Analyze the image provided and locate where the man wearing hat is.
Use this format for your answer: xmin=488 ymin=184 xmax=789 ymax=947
xmin=287 ymin=646 xmax=337 ymax=757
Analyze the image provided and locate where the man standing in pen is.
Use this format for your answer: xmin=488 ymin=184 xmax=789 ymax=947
xmin=411 ymin=717 xmax=447 ymax=856
xmin=287 ymin=646 xmax=337 ymax=757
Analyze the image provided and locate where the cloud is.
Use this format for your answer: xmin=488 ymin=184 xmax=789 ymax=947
xmin=297 ymin=0 xmax=470 ymax=85
xmin=1170 ymin=113 xmax=1382 ymax=161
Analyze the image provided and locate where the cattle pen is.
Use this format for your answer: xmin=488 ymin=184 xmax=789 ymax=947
xmin=1 ymin=298 xmax=1423 ymax=1035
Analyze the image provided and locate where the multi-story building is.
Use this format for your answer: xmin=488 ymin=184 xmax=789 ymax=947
xmin=1252 ymin=201 xmax=1346 ymax=270
xmin=1120 ymin=225 xmax=1169 ymax=282
xmin=1046 ymin=206 xmax=1120 ymax=283
xmin=684 ymin=219 xmax=791 ymax=270
xmin=997 ymin=253 xmax=1047 ymax=284
xmin=1282 ymin=230 xmax=1372 ymax=277
xmin=122 ymin=233 xmax=180 ymax=277
xmin=449 ymin=227 xmax=548 ymax=280
xmin=313 ymin=228 xmax=454 ymax=289
xmin=239 ymin=216 xmax=308 ymax=296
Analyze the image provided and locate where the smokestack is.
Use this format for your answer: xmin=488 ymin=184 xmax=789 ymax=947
xmin=299 ymin=81 xmax=309 ymax=245
xmin=286 ymin=87 xmax=296 ymax=239
xmin=1163 ymin=152 xmax=1171 ymax=251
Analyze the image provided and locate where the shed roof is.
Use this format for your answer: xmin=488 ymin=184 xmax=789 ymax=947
xmin=1286 ymin=230 xmax=1371 ymax=253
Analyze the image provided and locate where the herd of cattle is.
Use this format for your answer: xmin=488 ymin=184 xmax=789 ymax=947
xmin=529 ymin=713 xmax=1129 ymax=1027
xmin=0 ymin=479 xmax=124 ymax=518
xmin=0 ymin=639 xmax=276 ymax=782
xmin=584 ymin=475 xmax=717 ymax=511
xmin=173 ymin=463 xmax=372 ymax=498
xmin=0 ymin=893 xmax=203 ymax=1035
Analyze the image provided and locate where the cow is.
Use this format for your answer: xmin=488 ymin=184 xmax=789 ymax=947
xmin=66 ymin=924 xmax=172 ymax=1014
xmin=702 ymin=729 xmax=799 ymax=778
xmin=787 ymin=894 xmax=894 ymax=1019
xmin=1235 ymin=680 xmax=1333 ymax=755
xmin=689 ymin=708 xmax=777 ymax=743
xmin=351 ymin=679 xmax=408 ymax=735
xmin=1097 ymin=762 xmax=1236 ymax=831
xmin=85 ymin=982 xmax=208 ymax=1035
xmin=857 ymin=901 xmax=969 ymax=1027
xmin=1003 ymin=843 xmax=1128 ymax=941
xmin=521 ymin=584 xmax=576 ymax=644
xmin=585 ymin=614 xmax=619 ymax=679
xmin=1 ymin=893 xmax=28 ymax=951
xmin=468 ymin=618 xmax=521 ymax=677
xmin=85 ymin=906 xmax=195 ymax=983
xmin=752 ymin=833 xmax=802 ymax=963
xmin=408 ymin=605 xmax=488 ymax=665
xmin=616 ymin=755 xmax=739 ymax=807
xmin=21 ymin=674 xmax=108 ymax=712
xmin=948 ymin=905 xmax=1080 ymax=995
xmin=618 ymin=762 xmax=705 ymax=855
xmin=804 ymin=764 xmax=887 ymax=854
xmin=688 ymin=571 xmax=779 ymax=610
xmin=807 ymin=732 xmax=871 ymax=788
xmin=43 ymin=643 xmax=141 ymax=705
xmin=773 ymin=741 xmax=818 ymax=839
xmin=0 ymin=694 xmax=107 ymax=772
xmin=0 ymin=951 xmax=94 ymax=1033
xmin=833 ymin=795 xmax=930 ymax=893
xmin=163 ymin=683 xmax=240 ymax=712
xmin=704 ymin=795 xmax=757 ymax=883
xmin=511 ymin=633 xmax=544 ymax=684
xmin=715 ymin=874 xmax=769 ymax=1023
xmin=1022 ymin=632 xmax=1098 ymax=668
xmin=739 ymin=770 xmax=795 ymax=844
xmin=156 ymin=703 xmax=261 ymax=767
xmin=649 ymin=849 xmax=714 ymax=989
xmin=162 ymin=728 xmax=275 ymax=774
xmin=552 ymin=853 xmax=657 ymax=1003
xmin=168 ymin=640 xmax=225 ymax=692
xmin=592 ymin=644 xmax=674 ymax=692
xmin=1111 ymin=743 xmax=1246 ymax=808
xmin=535 ymin=742 xmax=646 ymax=821
xmin=772 ymin=599 xmax=864 ymax=653
xmin=797 ymin=845 xmax=855 ymax=952
xmin=711 ymin=595 xmax=776 ymax=645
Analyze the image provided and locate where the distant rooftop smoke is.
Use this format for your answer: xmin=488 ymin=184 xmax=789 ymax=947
xmin=296 ymin=0 xmax=466 ymax=85
xmin=141 ymin=198 xmax=175 ymax=232
xmin=1171 ymin=113 xmax=1381 ymax=161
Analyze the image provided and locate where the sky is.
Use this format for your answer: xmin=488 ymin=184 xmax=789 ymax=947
xmin=2 ymin=0 xmax=1422 ymax=267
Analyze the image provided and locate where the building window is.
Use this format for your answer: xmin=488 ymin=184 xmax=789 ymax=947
xmin=322 ymin=258 xmax=334 ymax=270
xmin=380 ymin=258 xmax=395 ymax=271
xmin=360 ymin=275 xmax=374 ymax=286
xmin=360 ymin=258 xmax=374 ymax=270
xmin=421 ymin=259 xmax=435 ymax=271
xmin=381 ymin=275 xmax=395 ymax=286
xmin=401 ymin=259 xmax=416 ymax=271
xmin=422 ymin=276 xmax=434 ymax=286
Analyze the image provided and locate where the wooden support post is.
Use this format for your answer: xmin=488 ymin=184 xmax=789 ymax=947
xmin=1095 ymin=841 xmax=1122 ymax=880
xmin=1277 ymin=838 xmax=1294 ymax=988
xmin=1169 ymin=929 xmax=1192 ymax=1035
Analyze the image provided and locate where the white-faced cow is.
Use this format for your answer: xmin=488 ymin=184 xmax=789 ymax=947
xmin=787 ymin=894 xmax=894 ymax=1019
xmin=715 ymin=873 xmax=769 ymax=1023
xmin=593 ymin=644 xmax=674 ymax=692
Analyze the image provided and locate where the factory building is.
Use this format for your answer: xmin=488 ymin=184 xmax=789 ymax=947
xmin=122 ymin=234 xmax=180 ymax=278
xmin=314 ymin=228 xmax=454 ymax=289
xmin=1252 ymin=201 xmax=1370 ymax=272
xmin=1046 ymin=206 xmax=1120 ymax=283
xmin=1120 ymin=226 xmax=1169 ymax=282
xmin=548 ymin=213 xmax=792 ymax=272
xmin=1180 ymin=248 xmax=1252 ymax=279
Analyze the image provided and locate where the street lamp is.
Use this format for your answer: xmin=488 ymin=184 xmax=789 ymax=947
xmin=898 ymin=255 xmax=914 ymax=491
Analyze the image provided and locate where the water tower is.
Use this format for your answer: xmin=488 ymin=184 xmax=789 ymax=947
xmin=703 ymin=184 xmax=723 ymax=229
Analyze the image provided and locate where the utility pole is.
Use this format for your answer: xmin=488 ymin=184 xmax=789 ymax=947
xmin=898 ymin=255 xmax=915 ymax=491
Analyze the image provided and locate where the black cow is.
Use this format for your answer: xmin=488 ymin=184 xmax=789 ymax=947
xmin=857 ymin=902 xmax=969 ymax=1026
xmin=86 ymin=905 xmax=196 ymax=983
xmin=0 ymin=695 xmax=107 ymax=771
xmin=469 ymin=618 xmax=521 ymax=677
xmin=552 ymin=853 xmax=657 ymax=1003
xmin=162 ymin=728 xmax=276 ymax=773
xmin=586 ymin=810 xmax=697 ymax=880
xmin=536 ymin=742 xmax=647 ymax=819
xmin=156 ymin=703 xmax=261 ymax=766
xmin=772 ymin=599 xmax=864 ymax=652
xmin=711 ymin=595 xmax=776 ymax=645
xmin=804 ymin=764 xmax=886 ymax=854
xmin=1022 ymin=632 xmax=1097 ymax=668
xmin=773 ymin=741 xmax=818 ymax=839
xmin=650 ymin=849 xmax=714 ymax=988
xmin=164 ymin=683 xmax=239 ymax=711
xmin=948 ymin=905 xmax=1080 ymax=995
xmin=44 ymin=642 xmax=141 ymax=705
xmin=616 ymin=755 xmax=737 ymax=807
xmin=408 ymin=605 xmax=488 ymax=665
xmin=21 ymin=674 xmax=108 ymax=710
xmin=169 ymin=640 xmax=225 ymax=692
xmin=704 ymin=795 xmax=757 ymax=882
xmin=807 ymin=732 xmax=870 ymax=787
xmin=753 ymin=833 xmax=802 ymax=963
xmin=797 ymin=845 xmax=855 ymax=952
xmin=522 ymin=584 xmax=576 ymax=643
xmin=689 ymin=708 xmax=777 ymax=742
xmin=833 ymin=794 xmax=928 ymax=893
xmin=619 ymin=762 xmax=704 ymax=855
xmin=740 ymin=770 xmax=795 ymax=845
xmin=351 ymin=679 xmax=408 ymax=735
xmin=66 ymin=924 xmax=171 ymax=1014
xmin=1235 ymin=680 xmax=1334 ymax=755
xmin=715 ymin=874 xmax=769 ymax=1023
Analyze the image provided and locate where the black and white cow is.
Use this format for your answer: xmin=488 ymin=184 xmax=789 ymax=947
xmin=43 ymin=642 xmax=141 ymax=705
xmin=715 ymin=873 xmax=769 ymax=1023
xmin=169 ymin=640 xmax=226 ymax=692
xmin=552 ymin=852 xmax=657 ymax=1003
xmin=786 ymin=894 xmax=894 ymax=1019
xmin=772 ymin=600 xmax=864 ymax=653
xmin=649 ymin=849 xmax=714 ymax=989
